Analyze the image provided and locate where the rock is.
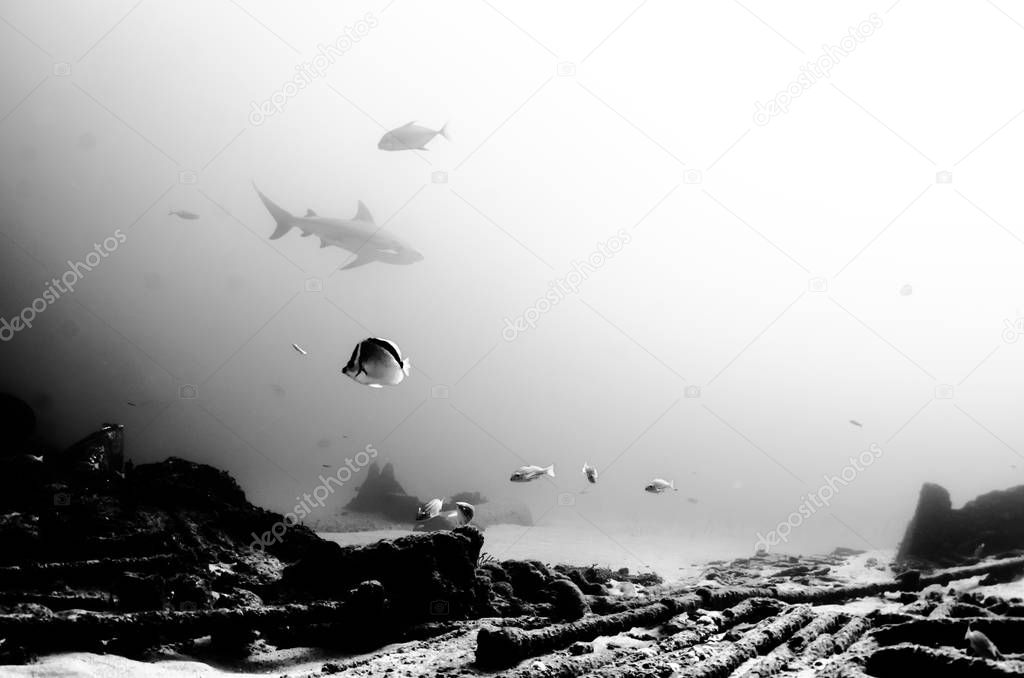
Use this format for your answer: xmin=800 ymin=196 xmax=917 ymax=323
xmin=344 ymin=462 xmax=421 ymax=523
xmin=897 ymin=482 xmax=1024 ymax=564
xmin=215 ymin=588 xmax=263 ymax=609
xmin=549 ymin=578 xmax=589 ymax=620
xmin=62 ymin=423 xmax=125 ymax=475
xmin=280 ymin=526 xmax=485 ymax=622
xmin=568 ymin=641 xmax=594 ymax=655
xmin=0 ymin=393 xmax=36 ymax=457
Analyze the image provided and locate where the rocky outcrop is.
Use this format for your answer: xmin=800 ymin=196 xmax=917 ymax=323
xmin=279 ymin=525 xmax=485 ymax=621
xmin=897 ymin=482 xmax=1024 ymax=565
xmin=0 ymin=393 xmax=36 ymax=456
xmin=343 ymin=461 xmax=420 ymax=522
xmin=0 ymin=419 xmax=491 ymax=663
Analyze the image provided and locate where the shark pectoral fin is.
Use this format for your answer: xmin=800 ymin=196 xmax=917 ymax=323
xmin=339 ymin=253 xmax=373 ymax=271
xmin=354 ymin=201 xmax=375 ymax=224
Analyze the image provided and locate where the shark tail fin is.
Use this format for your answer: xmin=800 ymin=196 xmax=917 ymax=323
xmin=252 ymin=182 xmax=294 ymax=240
xmin=439 ymin=121 xmax=450 ymax=141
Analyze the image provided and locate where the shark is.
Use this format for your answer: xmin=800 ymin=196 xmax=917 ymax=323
xmin=253 ymin=184 xmax=423 ymax=270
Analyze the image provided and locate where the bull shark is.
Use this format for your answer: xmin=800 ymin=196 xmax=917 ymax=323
xmin=253 ymin=183 xmax=423 ymax=270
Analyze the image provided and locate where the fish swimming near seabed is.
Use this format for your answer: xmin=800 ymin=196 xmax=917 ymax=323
xmin=510 ymin=465 xmax=555 ymax=482
xmin=253 ymin=184 xmax=423 ymax=270
xmin=378 ymin=121 xmax=449 ymax=151
xmin=455 ymin=501 xmax=475 ymax=525
xmin=582 ymin=462 xmax=598 ymax=484
xmin=169 ymin=209 xmax=199 ymax=220
xmin=645 ymin=478 xmax=676 ymax=494
xmin=342 ymin=337 xmax=411 ymax=388
xmin=416 ymin=498 xmax=443 ymax=521
xmin=414 ymin=503 xmax=474 ymax=531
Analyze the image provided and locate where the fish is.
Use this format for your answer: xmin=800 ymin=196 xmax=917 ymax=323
xmin=253 ymin=184 xmax=423 ymax=270
xmin=455 ymin=501 xmax=475 ymax=525
xmin=849 ymin=419 xmax=863 ymax=428
xmin=965 ymin=627 xmax=1003 ymax=660
xmin=686 ymin=497 xmax=699 ymax=504
xmin=291 ymin=343 xmax=308 ymax=355
xmin=416 ymin=498 xmax=443 ymax=521
xmin=378 ymin=121 xmax=449 ymax=151
xmin=342 ymin=338 xmax=412 ymax=388
xmin=582 ymin=462 xmax=598 ymax=484
xmin=169 ymin=209 xmax=199 ymax=220
xmin=645 ymin=478 xmax=676 ymax=494
xmin=972 ymin=543 xmax=985 ymax=559
xmin=510 ymin=465 xmax=555 ymax=482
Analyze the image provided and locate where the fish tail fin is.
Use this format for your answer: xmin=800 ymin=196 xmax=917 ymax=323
xmin=252 ymin=182 xmax=295 ymax=240
xmin=546 ymin=464 xmax=555 ymax=477
xmin=582 ymin=462 xmax=588 ymax=473
xmin=402 ymin=357 xmax=411 ymax=376
xmin=671 ymin=480 xmax=677 ymax=491
xmin=439 ymin=121 xmax=450 ymax=141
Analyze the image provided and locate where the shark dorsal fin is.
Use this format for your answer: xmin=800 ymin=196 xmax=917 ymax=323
xmin=305 ymin=209 xmax=317 ymax=217
xmin=354 ymin=201 xmax=374 ymax=224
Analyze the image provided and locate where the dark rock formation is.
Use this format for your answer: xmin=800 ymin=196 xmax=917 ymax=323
xmin=343 ymin=461 xmax=421 ymax=522
xmin=897 ymin=482 xmax=1024 ymax=565
xmin=0 ymin=393 xmax=35 ymax=457
xmin=279 ymin=525 xmax=485 ymax=621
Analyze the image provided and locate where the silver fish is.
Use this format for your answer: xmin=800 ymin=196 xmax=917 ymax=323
xmin=416 ymin=498 xmax=443 ymax=521
xmin=510 ymin=465 xmax=555 ymax=482
xmin=582 ymin=462 xmax=598 ymax=484
xmin=644 ymin=478 xmax=676 ymax=494
xmin=455 ymin=501 xmax=475 ymax=525
xmin=169 ymin=209 xmax=199 ymax=220
xmin=292 ymin=343 xmax=308 ymax=355
xmin=378 ymin=120 xmax=449 ymax=151
xmin=342 ymin=338 xmax=411 ymax=388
